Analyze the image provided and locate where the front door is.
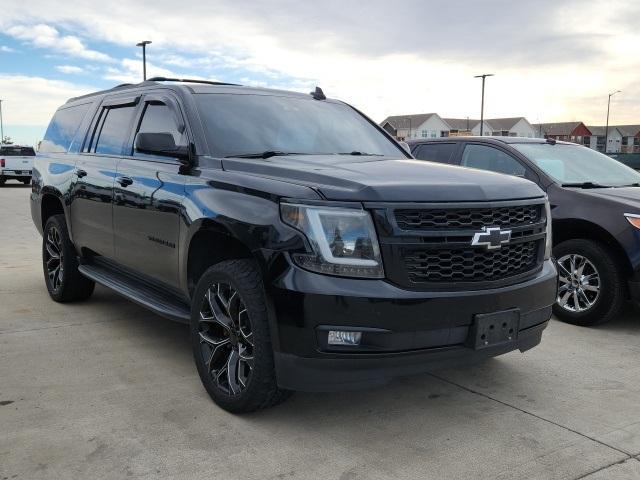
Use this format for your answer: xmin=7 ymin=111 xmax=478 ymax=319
xmin=113 ymin=96 xmax=189 ymax=289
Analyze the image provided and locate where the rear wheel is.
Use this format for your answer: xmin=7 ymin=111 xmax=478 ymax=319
xmin=42 ymin=214 xmax=95 ymax=302
xmin=190 ymin=259 xmax=291 ymax=413
xmin=0 ymin=177 xmax=5 ymax=186
xmin=22 ymin=178 xmax=31 ymax=185
xmin=553 ymin=239 xmax=625 ymax=326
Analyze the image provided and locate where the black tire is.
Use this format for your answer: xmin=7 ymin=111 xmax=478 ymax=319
xmin=42 ymin=214 xmax=95 ymax=302
xmin=553 ymin=239 xmax=625 ymax=326
xmin=22 ymin=178 xmax=31 ymax=185
xmin=0 ymin=177 xmax=5 ymax=186
xmin=190 ymin=259 xmax=291 ymax=413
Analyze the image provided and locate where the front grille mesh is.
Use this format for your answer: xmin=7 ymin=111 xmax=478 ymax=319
xmin=395 ymin=205 xmax=540 ymax=230
xmin=404 ymin=241 xmax=539 ymax=283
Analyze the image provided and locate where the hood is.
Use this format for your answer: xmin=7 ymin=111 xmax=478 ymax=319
xmin=221 ymin=155 xmax=543 ymax=202
xmin=574 ymin=187 xmax=640 ymax=211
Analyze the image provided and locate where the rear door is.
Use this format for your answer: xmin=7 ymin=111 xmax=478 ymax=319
xmin=69 ymin=95 xmax=140 ymax=258
xmin=112 ymin=93 xmax=189 ymax=288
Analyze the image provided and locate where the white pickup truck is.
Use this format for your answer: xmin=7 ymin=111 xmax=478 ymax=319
xmin=0 ymin=145 xmax=35 ymax=186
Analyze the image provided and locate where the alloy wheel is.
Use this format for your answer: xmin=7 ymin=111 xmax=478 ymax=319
xmin=45 ymin=226 xmax=64 ymax=291
xmin=556 ymin=254 xmax=600 ymax=313
xmin=198 ymin=283 xmax=254 ymax=395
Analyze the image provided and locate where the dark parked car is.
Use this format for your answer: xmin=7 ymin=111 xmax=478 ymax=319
xmin=31 ymin=78 xmax=556 ymax=412
xmin=410 ymin=136 xmax=640 ymax=326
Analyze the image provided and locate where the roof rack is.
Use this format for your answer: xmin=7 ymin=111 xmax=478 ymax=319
xmin=146 ymin=76 xmax=240 ymax=87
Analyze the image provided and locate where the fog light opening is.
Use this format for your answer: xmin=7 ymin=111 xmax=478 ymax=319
xmin=327 ymin=330 xmax=362 ymax=346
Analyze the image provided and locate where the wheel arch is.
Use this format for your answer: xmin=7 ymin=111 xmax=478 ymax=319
xmin=184 ymin=221 xmax=256 ymax=297
xmin=552 ymin=218 xmax=632 ymax=277
xmin=40 ymin=190 xmax=66 ymax=231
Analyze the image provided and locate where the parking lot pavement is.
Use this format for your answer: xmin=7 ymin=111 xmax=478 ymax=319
xmin=1 ymin=186 xmax=639 ymax=480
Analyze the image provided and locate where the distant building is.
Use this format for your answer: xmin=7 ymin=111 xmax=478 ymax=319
xmin=532 ymin=122 xmax=592 ymax=145
xmin=616 ymin=125 xmax=640 ymax=153
xmin=442 ymin=118 xmax=476 ymax=136
xmin=482 ymin=118 xmax=537 ymax=138
xmin=586 ymin=126 xmax=623 ymax=153
xmin=380 ymin=113 xmax=450 ymax=141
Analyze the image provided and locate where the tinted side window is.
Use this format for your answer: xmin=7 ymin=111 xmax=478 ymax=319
xmin=461 ymin=144 xmax=526 ymax=176
xmin=93 ymin=106 xmax=136 ymax=155
xmin=133 ymin=103 xmax=185 ymax=158
xmin=413 ymin=143 xmax=456 ymax=163
xmin=40 ymin=103 xmax=91 ymax=153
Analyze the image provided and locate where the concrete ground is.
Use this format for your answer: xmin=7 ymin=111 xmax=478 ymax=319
xmin=1 ymin=184 xmax=640 ymax=480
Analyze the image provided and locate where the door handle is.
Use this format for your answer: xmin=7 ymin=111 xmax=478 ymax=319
xmin=116 ymin=176 xmax=133 ymax=187
xmin=76 ymin=168 xmax=87 ymax=178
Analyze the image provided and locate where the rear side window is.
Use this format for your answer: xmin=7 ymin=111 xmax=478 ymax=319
xmin=92 ymin=106 xmax=136 ymax=155
xmin=40 ymin=103 xmax=91 ymax=153
xmin=413 ymin=143 xmax=456 ymax=163
xmin=461 ymin=144 xmax=526 ymax=176
xmin=0 ymin=146 xmax=35 ymax=156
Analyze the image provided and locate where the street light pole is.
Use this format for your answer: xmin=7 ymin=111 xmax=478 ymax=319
xmin=474 ymin=74 xmax=494 ymax=136
xmin=605 ymin=90 xmax=621 ymax=153
xmin=136 ymin=41 xmax=152 ymax=81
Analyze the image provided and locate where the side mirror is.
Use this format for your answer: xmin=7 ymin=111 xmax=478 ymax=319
xmin=135 ymin=132 xmax=190 ymax=163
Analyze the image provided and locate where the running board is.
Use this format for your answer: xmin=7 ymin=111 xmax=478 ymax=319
xmin=78 ymin=263 xmax=191 ymax=323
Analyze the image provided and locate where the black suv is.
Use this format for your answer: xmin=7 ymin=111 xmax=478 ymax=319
xmin=410 ymin=136 xmax=640 ymax=326
xmin=31 ymin=79 xmax=556 ymax=412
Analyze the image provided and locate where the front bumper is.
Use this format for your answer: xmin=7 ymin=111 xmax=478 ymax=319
xmin=268 ymin=260 xmax=557 ymax=391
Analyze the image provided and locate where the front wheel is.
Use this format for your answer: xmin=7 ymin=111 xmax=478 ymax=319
xmin=553 ymin=239 xmax=625 ymax=326
xmin=190 ymin=259 xmax=291 ymax=413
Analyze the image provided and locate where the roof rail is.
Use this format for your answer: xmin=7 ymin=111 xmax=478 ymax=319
xmin=146 ymin=76 xmax=240 ymax=87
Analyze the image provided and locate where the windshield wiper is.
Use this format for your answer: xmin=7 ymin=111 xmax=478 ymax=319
xmin=225 ymin=151 xmax=305 ymax=159
xmin=561 ymin=182 xmax=612 ymax=189
xmin=335 ymin=151 xmax=384 ymax=156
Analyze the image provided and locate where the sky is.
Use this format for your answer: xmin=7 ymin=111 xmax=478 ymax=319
xmin=0 ymin=0 xmax=639 ymax=146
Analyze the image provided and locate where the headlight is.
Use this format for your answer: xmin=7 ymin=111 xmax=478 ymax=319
xmin=281 ymin=202 xmax=384 ymax=278
xmin=544 ymin=199 xmax=552 ymax=260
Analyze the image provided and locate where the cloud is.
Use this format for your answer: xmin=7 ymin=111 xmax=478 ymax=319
xmin=0 ymin=45 xmax=16 ymax=53
xmin=6 ymin=24 xmax=114 ymax=62
xmin=55 ymin=65 xmax=84 ymax=74
xmin=0 ymin=0 xmax=638 ymax=126
xmin=104 ymin=58 xmax=182 ymax=83
xmin=0 ymin=75 xmax=98 ymax=126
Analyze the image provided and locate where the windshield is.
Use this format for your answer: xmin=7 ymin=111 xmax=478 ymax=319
xmin=512 ymin=143 xmax=640 ymax=186
xmin=195 ymin=93 xmax=403 ymax=158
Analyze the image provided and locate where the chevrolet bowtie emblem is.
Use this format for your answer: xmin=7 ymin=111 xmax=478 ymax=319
xmin=471 ymin=226 xmax=512 ymax=250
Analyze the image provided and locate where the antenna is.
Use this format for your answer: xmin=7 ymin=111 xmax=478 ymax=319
xmin=310 ymin=86 xmax=326 ymax=100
